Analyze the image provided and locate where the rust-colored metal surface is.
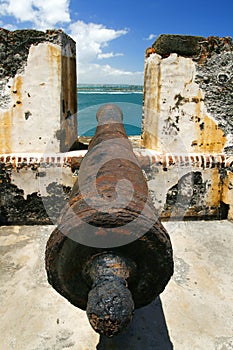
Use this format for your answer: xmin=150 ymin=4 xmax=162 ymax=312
xmin=45 ymin=104 xmax=173 ymax=337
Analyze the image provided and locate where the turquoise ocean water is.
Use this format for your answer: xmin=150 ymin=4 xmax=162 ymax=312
xmin=77 ymin=84 xmax=143 ymax=136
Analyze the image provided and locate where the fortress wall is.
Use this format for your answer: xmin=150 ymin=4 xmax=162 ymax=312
xmin=0 ymin=29 xmax=77 ymax=224
xmin=0 ymin=31 xmax=232 ymax=224
xmin=142 ymin=35 xmax=233 ymax=220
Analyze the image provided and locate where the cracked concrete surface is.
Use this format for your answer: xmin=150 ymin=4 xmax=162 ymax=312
xmin=0 ymin=221 xmax=233 ymax=349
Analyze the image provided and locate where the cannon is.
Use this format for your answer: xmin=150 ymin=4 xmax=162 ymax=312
xmin=45 ymin=104 xmax=173 ymax=337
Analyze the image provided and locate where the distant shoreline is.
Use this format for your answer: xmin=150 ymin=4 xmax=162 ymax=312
xmin=77 ymin=84 xmax=143 ymax=94
xmin=77 ymin=83 xmax=143 ymax=87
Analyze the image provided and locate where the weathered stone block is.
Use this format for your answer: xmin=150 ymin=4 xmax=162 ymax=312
xmin=152 ymin=34 xmax=206 ymax=58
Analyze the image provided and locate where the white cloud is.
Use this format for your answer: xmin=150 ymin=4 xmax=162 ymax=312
xmin=1 ymin=0 xmax=36 ymax=22
xmin=97 ymin=52 xmax=123 ymax=59
xmin=69 ymin=21 xmax=127 ymax=63
xmin=0 ymin=0 xmax=71 ymax=29
xmin=78 ymin=62 xmax=143 ymax=85
xmin=145 ymin=33 xmax=157 ymax=41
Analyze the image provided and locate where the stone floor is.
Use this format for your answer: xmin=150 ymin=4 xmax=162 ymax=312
xmin=0 ymin=221 xmax=232 ymax=350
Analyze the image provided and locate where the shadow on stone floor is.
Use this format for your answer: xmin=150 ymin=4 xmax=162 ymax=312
xmin=97 ymin=297 xmax=173 ymax=350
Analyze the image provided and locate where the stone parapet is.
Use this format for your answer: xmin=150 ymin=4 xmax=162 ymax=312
xmin=142 ymin=34 xmax=233 ymax=220
xmin=0 ymin=149 xmax=232 ymax=224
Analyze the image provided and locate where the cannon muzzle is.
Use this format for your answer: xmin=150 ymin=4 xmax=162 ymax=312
xmin=45 ymin=104 xmax=173 ymax=337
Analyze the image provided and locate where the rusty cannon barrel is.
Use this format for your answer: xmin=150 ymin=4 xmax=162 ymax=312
xmin=45 ymin=104 xmax=173 ymax=337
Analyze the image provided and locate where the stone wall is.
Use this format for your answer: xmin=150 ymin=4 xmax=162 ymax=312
xmin=143 ymin=35 xmax=233 ymax=220
xmin=0 ymin=28 xmax=77 ymax=154
xmin=0 ymin=29 xmax=78 ymax=224
xmin=0 ymin=147 xmax=232 ymax=225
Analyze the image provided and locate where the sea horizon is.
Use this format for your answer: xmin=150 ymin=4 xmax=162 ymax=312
xmin=78 ymin=83 xmax=143 ymax=86
xmin=77 ymin=84 xmax=144 ymax=136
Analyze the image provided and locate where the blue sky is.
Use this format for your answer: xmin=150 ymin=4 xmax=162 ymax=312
xmin=1 ymin=0 xmax=233 ymax=84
